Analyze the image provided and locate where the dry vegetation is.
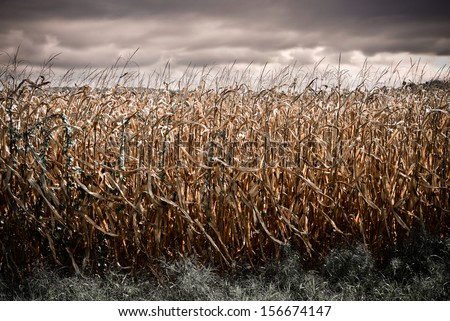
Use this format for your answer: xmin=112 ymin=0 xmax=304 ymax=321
xmin=0 ymin=61 xmax=449 ymax=281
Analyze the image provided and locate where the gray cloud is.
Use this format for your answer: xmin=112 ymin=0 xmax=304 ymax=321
xmin=1 ymin=0 xmax=449 ymax=81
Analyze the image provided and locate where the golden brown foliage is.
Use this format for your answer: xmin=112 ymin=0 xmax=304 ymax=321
xmin=1 ymin=78 xmax=449 ymax=277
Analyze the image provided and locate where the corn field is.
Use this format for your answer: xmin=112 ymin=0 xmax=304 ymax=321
xmin=0 ymin=67 xmax=449 ymax=278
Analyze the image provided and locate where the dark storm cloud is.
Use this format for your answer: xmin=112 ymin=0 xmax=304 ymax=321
xmin=0 ymin=0 xmax=449 ymax=73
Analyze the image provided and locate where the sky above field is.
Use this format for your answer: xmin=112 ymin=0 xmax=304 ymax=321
xmin=1 ymin=0 xmax=450 ymax=87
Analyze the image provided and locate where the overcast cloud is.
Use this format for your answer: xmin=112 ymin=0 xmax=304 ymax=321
xmin=1 ymin=0 xmax=449 ymax=86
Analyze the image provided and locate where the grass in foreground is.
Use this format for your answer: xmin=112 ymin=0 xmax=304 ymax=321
xmin=1 ymin=230 xmax=448 ymax=301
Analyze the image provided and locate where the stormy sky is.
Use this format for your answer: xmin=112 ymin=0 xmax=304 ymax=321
xmin=1 ymin=0 xmax=449 ymax=87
